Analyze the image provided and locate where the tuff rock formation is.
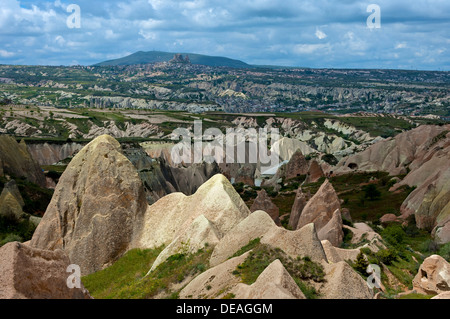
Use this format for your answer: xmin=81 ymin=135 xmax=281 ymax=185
xmin=231 ymin=259 xmax=306 ymax=299
xmin=317 ymin=209 xmax=344 ymax=247
xmin=0 ymin=180 xmax=25 ymax=222
xmin=26 ymin=142 xmax=84 ymax=165
xmin=0 ymin=242 xmax=91 ymax=299
xmin=284 ymin=149 xmax=309 ymax=180
xmin=179 ymin=252 xmax=250 ymax=299
xmin=321 ymin=261 xmax=374 ymax=299
xmin=0 ymin=135 xmax=46 ymax=187
xmin=210 ymin=210 xmax=327 ymax=267
xmin=132 ymin=174 xmax=250 ymax=251
xmin=413 ymin=255 xmax=450 ymax=295
xmin=288 ymin=186 xmax=307 ymax=230
xmin=30 ymin=135 xmax=148 ymax=275
xmin=305 ymin=160 xmax=325 ymax=183
xmin=250 ymin=189 xmax=281 ymax=225
xmin=271 ymin=137 xmax=314 ymax=161
xmin=296 ymin=179 xmax=341 ymax=230
xmin=295 ymin=179 xmax=344 ymax=246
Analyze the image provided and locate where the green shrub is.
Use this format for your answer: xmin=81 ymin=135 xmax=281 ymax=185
xmin=381 ymin=224 xmax=405 ymax=247
xmin=363 ymin=184 xmax=381 ymax=201
xmin=438 ymin=243 xmax=450 ymax=261
xmin=355 ymin=251 xmax=369 ymax=276
xmin=375 ymin=249 xmax=398 ymax=265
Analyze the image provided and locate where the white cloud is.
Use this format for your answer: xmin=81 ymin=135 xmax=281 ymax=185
xmin=395 ymin=42 xmax=407 ymax=49
xmin=315 ymin=29 xmax=327 ymax=40
xmin=0 ymin=49 xmax=15 ymax=57
xmin=293 ymin=43 xmax=329 ymax=55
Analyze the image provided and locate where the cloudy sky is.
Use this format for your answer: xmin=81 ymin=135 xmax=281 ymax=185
xmin=0 ymin=0 xmax=449 ymax=70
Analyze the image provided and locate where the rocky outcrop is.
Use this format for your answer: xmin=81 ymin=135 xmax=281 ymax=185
xmin=343 ymin=223 xmax=384 ymax=250
xmin=271 ymin=137 xmax=314 ymax=161
xmin=390 ymin=126 xmax=450 ymax=243
xmin=179 ymin=252 xmax=250 ymax=299
xmin=432 ymin=292 xmax=450 ymax=299
xmin=321 ymin=261 xmax=374 ymax=299
xmin=27 ymin=142 xmax=84 ymax=165
xmin=0 ymin=242 xmax=91 ymax=299
xmin=231 ymin=259 xmax=306 ymax=299
xmin=30 ymin=135 xmax=148 ymax=275
xmin=380 ymin=213 xmax=402 ymax=224
xmin=124 ymin=145 xmax=220 ymax=204
xmin=296 ymin=179 xmax=341 ymax=230
xmin=284 ymin=149 xmax=309 ymax=180
xmin=288 ymin=186 xmax=307 ymax=230
xmin=0 ymin=180 xmax=25 ymax=221
xmin=148 ymin=215 xmax=220 ymax=273
xmin=295 ymin=179 xmax=344 ymax=246
xmin=317 ymin=209 xmax=344 ymax=247
xmin=336 ymin=125 xmax=450 ymax=176
xmin=0 ymin=135 xmax=46 ymax=187
xmin=132 ymin=174 xmax=250 ymax=251
xmin=305 ymin=160 xmax=325 ymax=183
xmin=250 ymin=189 xmax=280 ymax=225
xmin=321 ymin=240 xmax=361 ymax=263
xmin=210 ymin=210 xmax=327 ymax=267
xmin=413 ymin=255 xmax=450 ymax=295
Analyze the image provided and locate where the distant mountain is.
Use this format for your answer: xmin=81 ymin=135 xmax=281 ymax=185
xmin=94 ymin=51 xmax=253 ymax=68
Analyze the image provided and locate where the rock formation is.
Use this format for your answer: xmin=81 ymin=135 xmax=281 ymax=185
xmin=250 ymin=189 xmax=281 ymax=225
xmin=30 ymin=135 xmax=148 ymax=275
xmin=0 ymin=135 xmax=46 ymax=187
xmin=296 ymin=179 xmax=341 ymax=230
xmin=317 ymin=209 xmax=344 ymax=247
xmin=336 ymin=125 xmax=450 ymax=176
xmin=26 ymin=142 xmax=84 ymax=165
xmin=295 ymin=179 xmax=344 ymax=246
xmin=288 ymin=186 xmax=307 ymax=230
xmin=179 ymin=252 xmax=250 ymax=299
xmin=0 ymin=180 xmax=25 ymax=222
xmin=305 ymin=160 xmax=325 ymax=183
xmin=210 ymin=210 xmax=327 ymax=267
xmin=0 ymin=242 xmax=91 ymax=299
xmin=271 ymin=137 xmax=314 ymax=161
xmin=132 ymin=174 xmax=250 ymax=251
xmin=124 ymin=145 xmax=220 ymax=204
xmin=321 ymin=261 xmax=374 ymax=299
xmin=413 ymin=255 xmax=450 ymax=295
xmin=284 ymin=149 xmax=309 ymax=180
xmin=231 ymin=259 xmax=306 ymax=299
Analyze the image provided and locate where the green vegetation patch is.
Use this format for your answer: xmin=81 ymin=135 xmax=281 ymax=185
xmin=232 ymin=243 xmax=324 ymax=299
xmin=82 ymin=246 xmax=212 ymax=299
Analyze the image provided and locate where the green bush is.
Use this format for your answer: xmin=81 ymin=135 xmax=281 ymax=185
xmin=438 ymin=243 xmax=450 ymax=261
xmin=363 ymin=184 xmax=381 ymax=201
xmin=352 ymin=251 xmax=369 ymax=277
xmin=375 ymin=249 xmax=398 ymax=265
xmin=381 ymin=224 xmax=405 ymax=247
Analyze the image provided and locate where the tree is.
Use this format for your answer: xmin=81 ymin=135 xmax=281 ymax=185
xmin=354 ymin=251 xmax=369 ymax=276
xmin=363 ymin=184 xmax=381 ymax=200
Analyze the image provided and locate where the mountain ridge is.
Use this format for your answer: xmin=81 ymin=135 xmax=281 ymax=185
xmin=94 ymin=50 xmax=253 ymax=68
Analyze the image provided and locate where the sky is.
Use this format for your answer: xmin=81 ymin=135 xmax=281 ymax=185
xmin=0 ymin=0 xmax=449 ymax=70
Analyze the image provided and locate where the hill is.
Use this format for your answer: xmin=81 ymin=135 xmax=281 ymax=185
xmin=94 ymin=51 xmax=253 ymax=68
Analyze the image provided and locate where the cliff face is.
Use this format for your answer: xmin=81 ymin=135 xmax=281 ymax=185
xmin=27 ymin=142 xmax=84 ymax=165
xmin=30 ymin=135 xmax=148 ymax=275
xmin=337 ymin=124 xmax=450 ymax=243
xmin=0 ymin=135 xmax=46 ymax=187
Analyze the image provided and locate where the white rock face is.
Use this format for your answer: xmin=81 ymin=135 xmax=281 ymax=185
xmin=231 ymin=259 xmax=306 ymax=299
xmin=148 ymin=215 xmax=220 ymax=273
xmin=132 ymin=174 xmax=250 ymax=250
xmin=210 ymin=210 xmax=328 ymax=267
